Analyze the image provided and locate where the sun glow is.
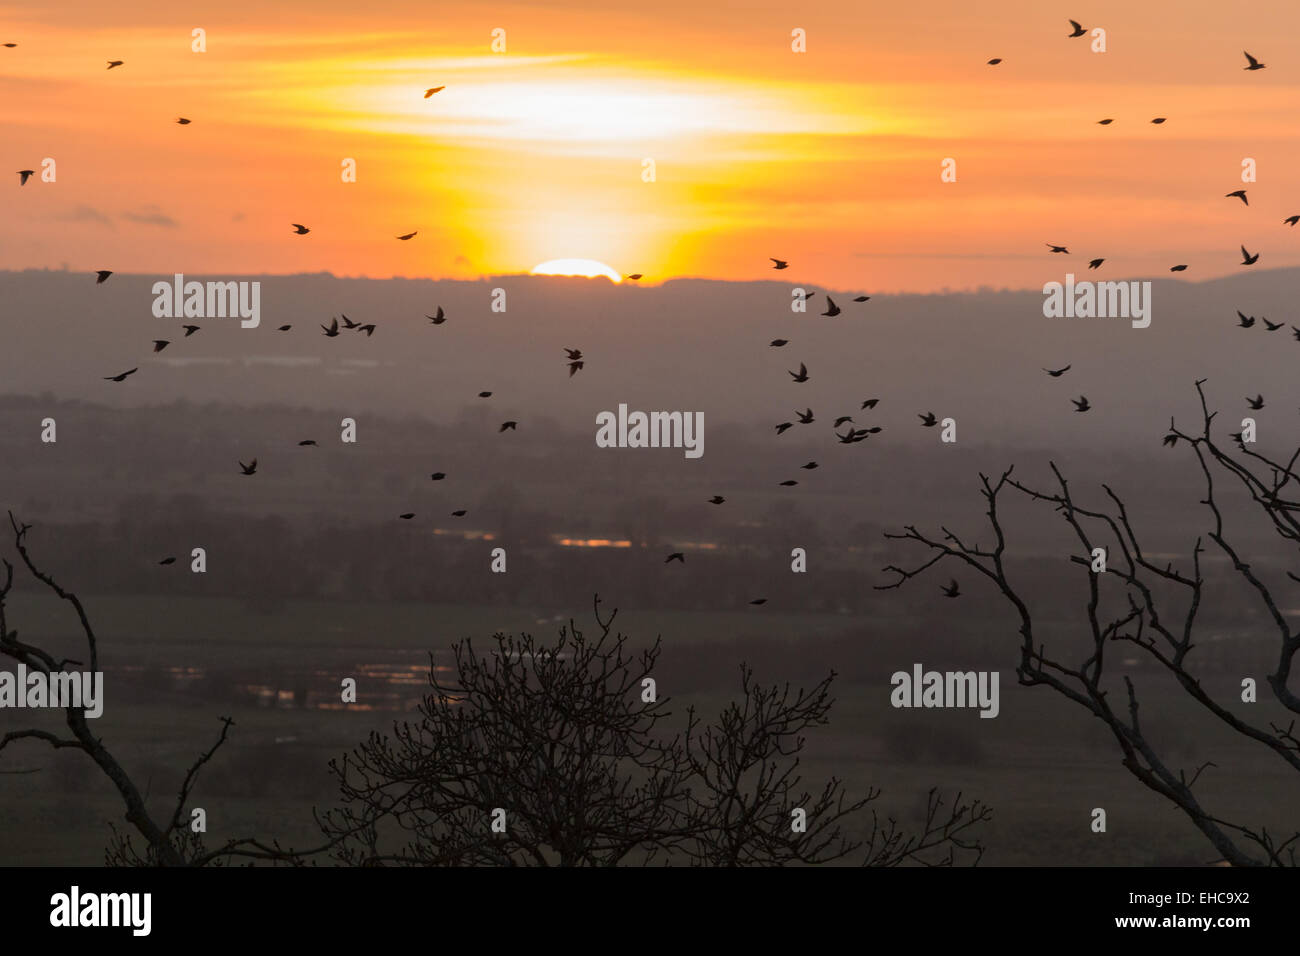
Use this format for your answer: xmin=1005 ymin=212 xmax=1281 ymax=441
xmin=531 ymin=259 xmax=623 ymax=281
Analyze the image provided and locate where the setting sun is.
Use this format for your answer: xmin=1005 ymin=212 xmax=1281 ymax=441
xmin=531 ymin=258 xmax=623 ymax=281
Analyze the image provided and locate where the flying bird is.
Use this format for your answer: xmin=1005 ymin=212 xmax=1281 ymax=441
xmin=1088 ymin=258 xmax=1104 ymax=269
xmin=396 ymin=231 xmax=417 ymax=240
xmin=1241 ymin=245 xmax=1259 ymax=265
xmin=176 ymin=117 xmax=191 ymax=125
xmin=987 ymin=58 xmax=1001 ymax=65
xmin=1237 ymin=311 xmax=1255 ymax=328
xmin=919 ymin=412 xmax=937 ymax=427
xmin=853 ymin=295 xmax=870 ymax=302
xmin=158 ymin=557 xmax=176 ymax=566
xmin=769 ymin=339 xmax=788 ymax=347
xmin=1247 ymin=395 xmax=1265 ymax=410
xmin=277 ymin=325 xmax=292 ymax=331
xmin=1285 ymin=215 xmax=1300 ymax=227
xmin=833 ymin=415 xmax=853 ymax=427
xmin=399 ymin=513 xmax=415 ymax=520
xmin=340 ymin=314 xmax=360 ymax=329
xmin=1072 ymin=396 xmax=1091 ymax=412
xmin=106 ymin=60 xmax=123 ymax=69
xmin=1243 ymin=51 xmax=1265 ymax=71
xmin=708 ymin=495 xmax=725 ymax=504
xmin=424 ymin=86 xmax=445 ymax=97
xmin=788 ymin=362 xmax=810 ymax=383
xmin=861 ymin=398 xmax=879 ymax=409
xmin=2 ymin=43 xmax=16 ymax=47
xmin=298 ymin=440 xmax=317 ymax=446
xmin=567 ymin=361 xmax=583 ymax=377
xmin=795 ymin=408 xmax=814 ymax=424
xmin=779 ymin=480 xmax=798 ymax=486
xmin=431 ymin=472 xmax=446 ymax=480
xmin=17 ymin=169 xmax=33 ymax=185
xmin=182 ymin=325 xmax=200 ymax=336
xmin=1046 ymin=243 xmax=1069 ymax=254
xmin=152 ymin=340 xmax=169 ymax=353
xmin=239 ymin=458 xmax=257 ymax=475
xmin=770 ymin=258 xmax=789 ymax=270
xmin=321 ymin=318 xmax=340 ymax=337
xmin=821 ymin=297 xmax=841 ymax=317
xmin=478 ymin=391 xmax=492 ymax=398
xmin=1162 ymin=434 xmax=1178 ymax=448
xmin=1170 ymin=264 xmax=1188 ymax=272
xmin=1043 ymin=365 xmax=1071 ymax=377
xmin=1096 ymin=119 xmax=1114 ymax=125
xmin=104 ymin=368 xmax=137 ymax=382
xmin=499 ymin=421 xmax=517 ymax=432
xmin=450 ymin=509 xmax=467 ymax=517
xmin=1067 ymin=19 xmax=1086 ymax=37
xmin=941 ymin=579 xmax=961 ymax=598
xmin=428 ymin=307 xmax=446 ymax=324
xmin=1263 ymin=318 xmax=1283 ymax=331
xmin=665 ymin=552 xmax=684 ymax=563
xmin=95 ymin=270 xmax=113 ymax=283
xmin=291 ymin=223 xmax=310 ymax=234
xmin=1151 ymin=118 xmax=1167 ymax=124
xmin=775 ymin=422 xmax=793 ymax=435
xmin=1226 ymin=190 xmax=1248 ymax=205
xmin=357 ymin=323 xmax=376 ymax=336
xmin=749 ymin=598 xmax=767 ymax=605
xmin=801 ymin=461 xmax=819 ymax=470
xmin=625 ymin=273 xmax=642 ymax=280
xmin=564 ymin=348 xmax=583 ymax=360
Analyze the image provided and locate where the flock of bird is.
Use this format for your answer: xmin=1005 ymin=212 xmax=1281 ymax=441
xmin=3 ymin=23 xmax=1288 ymax=600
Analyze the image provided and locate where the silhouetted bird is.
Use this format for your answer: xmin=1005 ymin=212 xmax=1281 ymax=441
xmin=451 ymin=510 xmax=467 ymax=516
xmin=770 ymin=339 xmax=788 ymax=347
xmin=1170 ymin=264 xmax=1187 ymax=272
xmin=1241 ymin=245 xmax=1259 ymax=265
xmin=789 ymin=362 xmax=809 ymax=383
xmin=1292 ymin=326 xmax=1300 ymax=341
xmin=567 ymin=361 xmax=583 ymax=377
xmin=1238 ymin=311 xmax=1255 ymax=328
xmin=795 ymin=408 xmax=814 ymax=424
xmin=431 ymin=472 xmax=446 ymax=480
xmin=299 ymin=440 xmax=317 ymax=446
xmin=1046 ymin=243 xmax=1069 ymax=254
xmin=821 ymin=297 xmax=841 ymax=317
xmin=775 ymin=422 xmax=793 ymax=434
xmin=770 ymin=258 xmax=788 ymax=269
xmin=478 ymin=391 xmax=492 ymax=398
xmin=2 ymin=43 xmax=16 ymax=47
xmin=625 ymin=273 xmax=642 ymax=280
xmin=152 ymin=340 xmax=169 ymax=352
xmin=749 ymin=598 xmax=767 ymax=605
xmin=1226 ymin=190 xmax=1248 ymax=205
xmin=95 ymin=270 xmax=112 ymax=283
xmin=357 ymin=324 xmax=376 ymax=336
xmin=941 ymin=579 xmax=961 ymax=598
xmin=499 ymin=421 xmax=517 ymax=432
xmin=564 ymin=348 xmax=583 ymax=360
xmin=321 ymin=318 xmax=339 ymax=337
xmin=424 ymin=86 xmax=445 ymax=97
xmin=239 ymin=458 xmax=257 ymax=475
xmin=1247 ymin=395 xmax=1265 ymax=410
xmin=1088 ymin=258 xmax=1104 ymax=269
xmin=104 ymin=368 xmax=137 ymax=382
xmin=779 ymin=480 xmax=798 ymax=486
xmin=919 ymin=412 xmax=937 ymax=426
xmin=176 ymin=117 xmax=191 ymax=125
xmin=835 ymin=429 xmax=858 ymax=443
xmin=1151 ymin=118 xmax=1167 ymax=124
xmin=107 ymin=60 xmax=123 ymax=69
xmin=833 ymin=415 xmax=853 ymax=427
xmin=340 ymin=314 xmax=360 ymax=329
xmin=665 ymin=552 xmax=684 ymax=563
xmin=182 ymin=325 xmax=200 ymax=336
xmin=399 ymin=513 xmax=415 ymax=520
xmin=291 ymin=223 xmax=310 ymax=234
xmin=1097 ymin=119 xmax=1113 ymax=125
xmin=861 ymin=398 xmax=879 ymax=409
xmin=801 ymin=461 xmax=819 ymax=470
xmin=428 ymin=307 xmax=446 ymax=324
xmin=1072 ymin=396 xmax=1091 ymax=412
xmin=1067 ymin=19 xmax=1086 ymax=37
xmin=708 ymin=495 xmax=725 ymax=504
xmin=396 ymin=231 xmax=417 ymax=240
xmin=1243 ymin=51 xmax=1265 ymax=71
xmin=1263 ymin=318 xmax=1283 ymax=331
xmin=853 ymin=295 xmax=870 ymax=302
xmin=278 ymin=325 xmax=291 ymax=331
xmin=159 ymin=557 xmax=176 ymax=565
xmin=987 ymin=58 xmax=1002 ymax=65
xmin=1043 ymin=365 xmax=1071 ymax=377
xmin=1162 ymin=434 xmax=1178 ymax=448
xmin=1286 ymin=216 xmax=1300 ymax=226
xmin=17 ymin=169 xmax=33 ymax=185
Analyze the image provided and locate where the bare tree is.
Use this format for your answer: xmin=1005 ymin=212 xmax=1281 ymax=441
xmin=0 ymin=512 xmax=325 ymax=866
xmin=878 ymin=381 xmax=1300 ymax=866
xmin=319 ymin=597 xmax=989 ymax=866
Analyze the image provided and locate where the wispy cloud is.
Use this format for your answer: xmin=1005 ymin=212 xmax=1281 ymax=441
xmin=120 ymin=205 xmax=178 ymax=228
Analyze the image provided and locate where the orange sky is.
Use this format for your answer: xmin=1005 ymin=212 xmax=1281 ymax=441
xmin=4 ymin=0 xmax=1300 ymax=291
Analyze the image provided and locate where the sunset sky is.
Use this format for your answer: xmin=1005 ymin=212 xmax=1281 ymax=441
xmin=4 ymin=0 xmax=1300 ymax=291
